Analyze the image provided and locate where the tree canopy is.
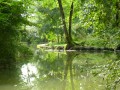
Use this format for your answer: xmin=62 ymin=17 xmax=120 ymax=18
xmin=0 ymin=0 xmax=120 ymax=62
xmin=35 ymin=0 xmax=120 ymax=48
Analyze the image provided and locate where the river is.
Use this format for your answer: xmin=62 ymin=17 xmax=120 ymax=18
xmin=0 ymin=50 xmax=120 ymax=90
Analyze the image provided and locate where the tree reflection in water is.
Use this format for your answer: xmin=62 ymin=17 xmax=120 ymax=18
xmin=1 ymin=50 xmax=120 ymax=90
xmin=62 ymin=51 xmax=78 ymax=90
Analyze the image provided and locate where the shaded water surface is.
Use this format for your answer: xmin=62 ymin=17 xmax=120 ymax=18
xmin=0 ymin=50 xmax=120 ymax=90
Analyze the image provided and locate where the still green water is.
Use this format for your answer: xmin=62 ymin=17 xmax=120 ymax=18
xmin=0 ymin=50 xmax=120 ymax=90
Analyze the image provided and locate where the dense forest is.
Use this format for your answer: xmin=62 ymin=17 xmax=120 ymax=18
xmin=0 ymin=0 xmax=120 ymax=62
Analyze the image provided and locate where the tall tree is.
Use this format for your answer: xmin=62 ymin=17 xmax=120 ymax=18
xmin=57 ymin=0 xmax=75 ymax=49
xmin=36 ymin=0 xmax=119 ymax=49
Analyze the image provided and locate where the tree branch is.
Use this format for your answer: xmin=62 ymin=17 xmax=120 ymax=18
xmin=68 ymin=2 xmax=73 ymax=40
xmin=57 ymin=0 xmax=69 ymax=42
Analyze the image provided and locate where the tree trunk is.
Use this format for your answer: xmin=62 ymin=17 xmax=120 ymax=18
xmin=57 ymin=0 xmax=69 ymax=42
xmin=57 ymin=0 xmax=74 ymax=49
xmin=116 ymin=1 xmax=120 ymax=27
xmin=68 ymin=2 xmax=73 ymax=42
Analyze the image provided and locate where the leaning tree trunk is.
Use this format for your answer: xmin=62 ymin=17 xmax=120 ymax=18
xmin=57 ymin=0 xmax=74 ymax=49
xmin=115 ymin=1 xmax=120 ymax=50
xmin=115 ymin=1 xmax=120 ymax=27
xmin=57 ymin=0 xmax=69 ymax=43
xmin=68 ymin=2 xmax=74 ymax=43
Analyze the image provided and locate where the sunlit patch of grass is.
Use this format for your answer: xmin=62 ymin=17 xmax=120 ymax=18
xmin=37 ymin=43 xmax=67 ymax=50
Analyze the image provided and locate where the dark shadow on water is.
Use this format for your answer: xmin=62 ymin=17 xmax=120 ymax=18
xmin=0 ymin=61 xmax=20 ymax=86
xmin=0 ymin=59 xmax=16 ymax=69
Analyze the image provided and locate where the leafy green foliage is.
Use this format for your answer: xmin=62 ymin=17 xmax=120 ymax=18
xmin=0 ymin=0 xmax=27 ymax=63
xmin=34 ymin=0 xmax=119 ymax=48
xmin=36 ymin=3 xmax=63 ymax=43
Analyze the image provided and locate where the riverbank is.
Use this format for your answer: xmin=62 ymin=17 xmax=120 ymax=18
xmin=36 ymin=43 xmax=120 ymax=51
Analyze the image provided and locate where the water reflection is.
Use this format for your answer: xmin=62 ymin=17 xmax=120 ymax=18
xmin=0 ymin=50 xmax=120 ymax=90
xmin=21 ymin=51 xmax=119 ymax=90
xmin=0 ymin=66 xmax=20 ymax=90
xmin=20 ymin=63 xmax=39 ymax=88
xmin=62 ymin=51 xmax=76 ymax=90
